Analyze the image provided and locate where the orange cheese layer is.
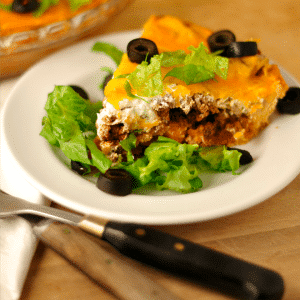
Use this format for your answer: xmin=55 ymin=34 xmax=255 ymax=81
xmin=162 ymin=56 xmax=287 ymax=111
xmin=141 ymin=15 xmax=212 ymax=52
xmin=105 ymin=15 xmax=288 ymax=110
xmin=0 ymin=0 xmax=108 ymax=36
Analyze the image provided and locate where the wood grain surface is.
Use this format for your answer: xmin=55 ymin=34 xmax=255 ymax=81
xmin=16 ymin=0 xmax=300 ymax=299
xmin=36 ymin=222 xmax=182 ymax=300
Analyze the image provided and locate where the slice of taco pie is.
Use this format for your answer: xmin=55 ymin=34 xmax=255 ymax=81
xmin=95 ymin=15 xmax=288 ymax=162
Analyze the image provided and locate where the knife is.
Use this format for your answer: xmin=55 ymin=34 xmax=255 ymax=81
xmin=0 ymin=190 xmax=285 ymax=300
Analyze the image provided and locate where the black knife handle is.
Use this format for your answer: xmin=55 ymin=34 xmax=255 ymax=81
xmin=103 ymin=222 xmax=284 ymax=300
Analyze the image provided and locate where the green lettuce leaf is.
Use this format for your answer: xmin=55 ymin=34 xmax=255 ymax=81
xmin=115 ymin=137 xmax=242 ymax=193
xmin=123 ymin=80 xmax=145 ymax=101
xmin=115 ymin=137 xmax=202 ymax=193
xmin=150 ymin=141 xmax=202 ymax=193
xmin=0 ymin=3 xmax=12 ymax=11
xmin=40 ymin=86 xmax=111 ymax=172
xmin=99 ymin=67 xmax=114 ymax=90
xmin=124 ymin=56 xmax=164 ymax=97
xmin=68 ymin=0 xmax=91 ymax=11
xmin=164 ymin=43 xmax=229 ymax=83
xmin=160 ymin=50 xmax=186 ymax=67
xmin=92 ymin=42 xmax=124 ymax=66
xmin=60 ymin=133 xmax=90 ymax=164
xmin=41 ymin=116 xmax=59 ymax=146
xmin=86 ymin=139 xmax=112 ymax=173
xmin=185 ymin=44 xmax=229 ymax=79
xmin=164 ymin=64 xmax=214 ymax=85
xmin=92 ymin=42 xmax=124 ymax=90
xmin=120 ymin=133 xmax=137 ymax=163
xmin=156 ymin=165 xmax=202 ymax=193
xmin=119 ymin=42 xmax=229 ymax=98
xmin=116 ymin=156 xmax=151 ymax=187
xmin=33 ymin=0 xmax=60 ymax=17
xmin=197 ymin=146 xmax=242 ymax=174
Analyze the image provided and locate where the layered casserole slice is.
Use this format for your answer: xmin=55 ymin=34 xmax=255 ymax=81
xmin=95 ymin=15 xmax=288 ymax=162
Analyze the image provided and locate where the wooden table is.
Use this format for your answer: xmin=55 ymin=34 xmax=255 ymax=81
xmin=17 ymin=0 xmax=300 ymax=299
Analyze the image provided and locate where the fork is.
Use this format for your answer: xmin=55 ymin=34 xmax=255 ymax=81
xmin=0 ymin=189 xmax=81 ymax=225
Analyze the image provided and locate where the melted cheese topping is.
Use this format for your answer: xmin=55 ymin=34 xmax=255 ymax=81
xmin=162 ymin=56 xmax=287 ymax=109
xmin=104 ymin=77 xmax=131 ymax=107
xmin=104 ymin=15 xmax=288 ymax=114
xmin=141 ymin=15 xmax=212 ymax=52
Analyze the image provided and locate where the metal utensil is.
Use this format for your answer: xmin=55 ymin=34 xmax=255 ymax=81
xmin=0 ymin=190 xmax=285 ymax=300
xmin=0 ymin=190 xmax=181 ymax=300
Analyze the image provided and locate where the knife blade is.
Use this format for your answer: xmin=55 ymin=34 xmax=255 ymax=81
xmin=0 ymin=191 xmax=285 ymax=299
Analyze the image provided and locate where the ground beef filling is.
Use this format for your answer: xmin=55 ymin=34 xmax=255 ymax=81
xmin=94 ymin=105 xmax=258 ymax=163
xmin=160 ymin=108 xmax=256 ymax=146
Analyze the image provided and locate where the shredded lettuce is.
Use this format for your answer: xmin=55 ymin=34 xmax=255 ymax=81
xmin=184 ymin=44 xmax=229 ymax=79
xmin=67 ymin=0 xmax=91 ymax=11
xmin=98 ymin=67 xmax=114 ymax=90
xmin=0 ymin=3 xmax=12 ymax=11
xmin=117 ymin=43 xmax=228 ymax=99
xmin=33 ymin=0 xmax=60 ymax=17
xmin=123 ymin=80 xmax=145 ymax=101
xmin=91 ymin=41 xmax=228 ymax=100
xmin=197 ymin=146 xmax=242 ymax=174
xmin=115 ymin=136 xmax=200 ymax=192
xmin=92 ymin=42 xmax=124 ymax=90
xmin=115 ymin=135 xmax=241 ymax=193
xmin=86 ymin=139 xmax=111 ymax=173
xmin=160 ymin=50 xmax=187 ymax=67
xmin=122 ymin=55 xmax=164 ymax=97
xmin=119 ymin=132 xmax=137 ymax=163
xmin=164 ymin=64 xmax=214 ymax=85
xmin=40 ymin=86 xmax=111 ymax=172
xmin=161 ymin=44 xmax=228 ymax=83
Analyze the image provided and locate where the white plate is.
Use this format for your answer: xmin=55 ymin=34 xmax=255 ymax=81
xmin=2 ymin=30 xmax=300 ymax=225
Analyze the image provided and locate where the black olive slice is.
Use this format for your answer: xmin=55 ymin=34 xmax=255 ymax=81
xmin=70 ymin=85 xmax=89 ymax=100
xmin=12 ymin=0 xmax=40 ymax=13
xmin=227 ymin=147 xmax=253 ymax=165
xmin=127 ymin=38 xmax=159 ymax=64
xmin=97 ymin=169 xmax=133 ymax=196
xmin=224 ymin=41 xmax=258 ymax=58
xmin=71 ymin=161 xmax=88 ymax=175
xmin=102 ymin=74 xmax=113 ymax=90
xmin=277 ymin=87 xmax=300 ymax=115
xmin=207 ymin=30 xmax=236 ymax=53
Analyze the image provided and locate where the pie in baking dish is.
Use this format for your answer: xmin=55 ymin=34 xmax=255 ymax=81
xmin=0 ymin=0 xmax=130 ymax=79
